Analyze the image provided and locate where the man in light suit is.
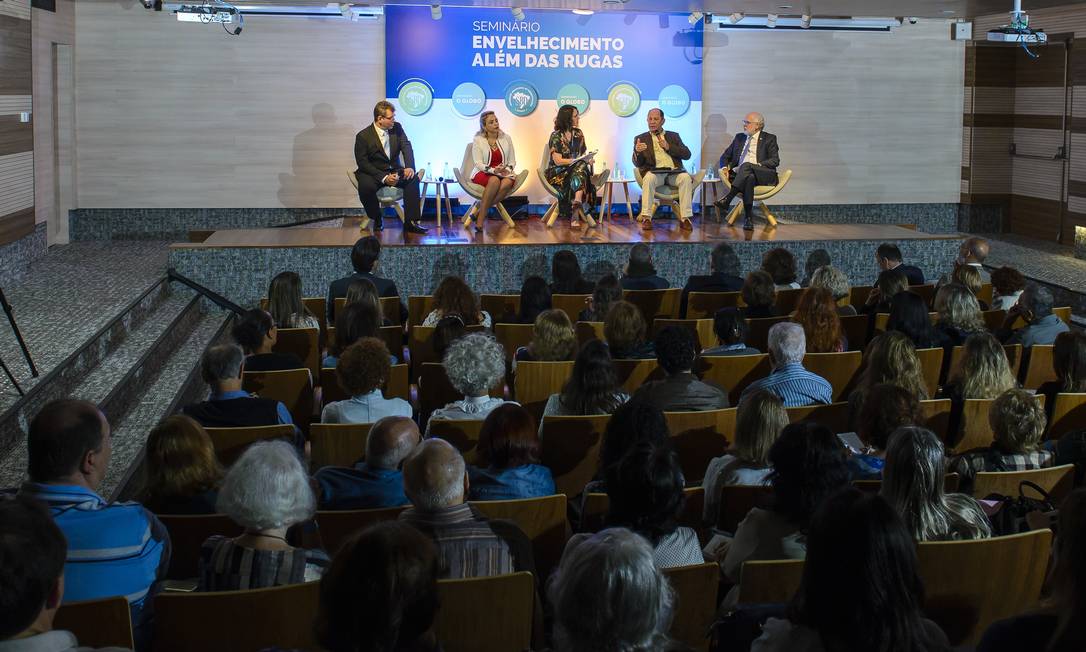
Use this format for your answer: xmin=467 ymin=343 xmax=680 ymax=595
xmin=716 ymin=112 xmax=780 ymax=230
xmin=632 ymin=108 xmax=694 ymax=231
xmin=354 ymin=100 xmax=427 ymax=237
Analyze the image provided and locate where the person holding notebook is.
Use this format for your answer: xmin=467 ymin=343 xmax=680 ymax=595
xmin=632 ymin=108 xmax=694 ymax=231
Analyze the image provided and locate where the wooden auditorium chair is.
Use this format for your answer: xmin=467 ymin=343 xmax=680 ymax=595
xmin=204 ymin=424 xmax=297 ymax=466
xmin=663 ymin=562 xmax=720 ymax=652
xmin=436 ymin=572 xmax=535 ymax=652
xmin=309 ymin=422 xmax=373 ymax=470
xmin=663 ymin=409 xmax=733 ymax=483
xmin=685 ymin=290 xmax=741 ymax=319
xmin=315 ymin=505 xmax=408 ymax=554
xmin=471 ymin=494 xmax=568 ymax=581
xmin=539 ymin=414 xmax=610 ymax=497
xmin=513 ymin=360 xmax=575 ymax=424
xmin=157 ymin=513 xmax=243 ymax=580
xmin=623 ymin=287 xmax=682 ymax=322
xmin=54 ymin=596 xmax=135 ymax=650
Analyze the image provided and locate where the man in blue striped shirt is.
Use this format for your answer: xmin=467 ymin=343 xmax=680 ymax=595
xmin=18 ymin=400 xmax=170 ymax=644
xmin=739 ymin=322 xmax=833 ymax=407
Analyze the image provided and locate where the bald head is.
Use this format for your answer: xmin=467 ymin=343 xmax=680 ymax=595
xmin=961 ymin=237 xmax=989 ymax=264
xmin=403 ymin=439 xmax=467 ymax=511
xmin=366 ymin=416 xmax=420 ymax=470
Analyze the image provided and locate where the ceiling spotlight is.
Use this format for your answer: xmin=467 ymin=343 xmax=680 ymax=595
xmin=728 ymin=12 xmax=744 ymax=24
xmin=766 ymin=13 xmax=778 ymax=27
xmin=688 ymin=11 xmax=704 ymax=24
xmin=572 ymin=8 xmax=594 ymax=15
xmin=511 ymin=6 xmax=525 ymax=20
xmin=800 ymin=13 xmax=811 ymax=28
xmin=430 ymin=4 xmax=441 ymax=19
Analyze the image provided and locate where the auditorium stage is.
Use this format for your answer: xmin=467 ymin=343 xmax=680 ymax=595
xmin=169 ymin=216 xmax=966 ymax=309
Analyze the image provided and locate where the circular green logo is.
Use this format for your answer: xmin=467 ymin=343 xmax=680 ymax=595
xmin=607 ymin=82 xmax=641 ymax=118
xmin=397 ymin=81 xmax=433 ymax=116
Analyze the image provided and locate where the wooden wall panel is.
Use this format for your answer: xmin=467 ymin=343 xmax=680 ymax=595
xmin=0 ymin=0 xmax=31 ymax=21
xmin=0 ymin=151 xmax=34 ymax=216
xmin=0 ymin=206 xmax=33 ymax=242
xmin=0 ymin=4 xmax=32 ymax=245
xmin=33 ymin=0 xmax=74 ymax=242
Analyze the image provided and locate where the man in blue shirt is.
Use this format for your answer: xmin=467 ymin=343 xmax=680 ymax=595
xmin=999 ymin=285 xmax=1069 ymax=348
xmin=315 ymin=416 xmax=419 ymax=510
xmin=739 ymin=322 xmax=832 ymax=407
xmin=18 ymin=399 xmax=170 ymax=645
xmin=183 ymin=343 xmax=295 ymax=429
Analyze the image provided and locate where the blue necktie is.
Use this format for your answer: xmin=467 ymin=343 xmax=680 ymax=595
xmin=738 ymin=134 xmax=751 ymax=165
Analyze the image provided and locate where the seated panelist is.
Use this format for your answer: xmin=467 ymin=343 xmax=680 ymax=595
xmin=632 ymin=108 xmax=694 ymax=231
xmin=467 ymin=110 xmax=517 ymax=231
xmin=716 ymin=111 xmax=780 ymax=231
xmin=353 ymin=100 xmax=427 ymax=238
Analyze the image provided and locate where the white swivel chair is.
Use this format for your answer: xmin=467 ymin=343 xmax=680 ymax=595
xmin=346 ymin=167 xmax=425 ymax=233
xmin=632 ymin=167 xmax=706 ymax=223
xmin=718 ymin=167 xmax=792 ymax=227
xmin=536 ymin=142 xmax=610 ymax=227
xmin=452 ymin=144 xmax=529 ymax=228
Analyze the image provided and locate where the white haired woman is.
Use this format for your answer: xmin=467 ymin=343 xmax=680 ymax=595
xmin=199 ymin=440 xmax=328 ymax=591
xmin=425 ymin=332 xmax=515 ymax=435
xmin=549 ymin=527 xmax=678 ymax=652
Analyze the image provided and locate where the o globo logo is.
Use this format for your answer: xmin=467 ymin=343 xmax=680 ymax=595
xmin=397 ymin=80 xmax=433 ymax=116
xmin=607 ymin=82 xmax=641 ymax=118
xmin=657 ymin=85 xmax=691 ymax=118
xmin=504 ymin=81 xmax=539 ymax=117
xmin=452 ymin=82 xmax=486 ymax=117
xmin=556 ymin=83 xmax=590 ymax=115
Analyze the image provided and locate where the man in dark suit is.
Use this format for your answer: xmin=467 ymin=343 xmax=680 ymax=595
xmin=632 ymin=108 xmax=694 ymax=230
xmin=354 ymin=100 xmax=427 ymax=236
xmin=326 ymin=236 xmax=406 ymax=323
xmin=716 ymin=112 xmax=780 ymax=230
xmin=681 ymin=242 xmax=744 ymax=317
xmin=875 ymin=243 xmax=925 ymax=286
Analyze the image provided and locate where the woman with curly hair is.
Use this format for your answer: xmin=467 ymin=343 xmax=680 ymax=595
xmin=139 ymin=415 xmax=223 ymax=514
xmin=322 ymin=338 xmax=411 ymax=424
xmin=933 ymin=283 xmax=987 ymax=348
xmin=422 ymin=275 xmax=491 ymax=328
xmin=761 ymin=248 xmax=800 ymax=290
xmin=604 ymin=300 xmax=655 ymax=359
xmin=426 ymin=332 xmax=511 ymax=434
xmin=741 ymin=270 xmax=778 ymax=319
xmin=990 ymin=266 xmax=1026 ymax=311
xmin=792 ymin=287 xmax=845 ymax=353
xmin=848 ymin=331 xmax=929 ymax=428
xmin=516 ymin=308 xmax=577 ymax=365
xmin=952 ymin=388 xmax=1053 ymax=493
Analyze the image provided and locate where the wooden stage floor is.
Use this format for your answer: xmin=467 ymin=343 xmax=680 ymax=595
xmin=176 ymin=216 xmax=958 ymax=250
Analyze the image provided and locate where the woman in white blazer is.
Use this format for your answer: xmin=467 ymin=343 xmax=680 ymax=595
xmin=467 ymin=111 xmax=517 ymax=231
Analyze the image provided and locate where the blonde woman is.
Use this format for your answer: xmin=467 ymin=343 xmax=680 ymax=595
xmin=847 ymin=331 xmax=929 ymax=429
xmin=515 ymin=309 xmax=577 ymax=367
xmin=939 ymin=332 xmax=1016 ymax=402
xmin=933 ymin=283 xmax=987 ymax=347
xmin=952 ymin=264 xmax=989 ymax=310
xmin=702 ymin=390 xmax=788 ymax=523
xmin=952 ymin=388 xmax=1054 ymax=492
xmin=604 ymin=300 xmax=654 ymax=360
xmin=466 ymin=110 xmax=517 ymax=231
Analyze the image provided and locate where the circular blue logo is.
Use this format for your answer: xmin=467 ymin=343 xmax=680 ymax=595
xmin=397 ymin=80 xmax=433 ymax=116
xmin=504 ymin=81 xmax=539 ymax=117
xmin=556 ymin=83 xmax=590 ymax=115
xmin=451 ymin=82 xmax=486 ymax=117
xmin=657 ymin=84 xmax=691 ymax=118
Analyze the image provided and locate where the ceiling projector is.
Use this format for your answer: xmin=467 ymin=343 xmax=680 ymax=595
xmin=175 ymin=3 xmax=239 ymax=25
xmin=987 ymin=0 xmax=1046 ymax=44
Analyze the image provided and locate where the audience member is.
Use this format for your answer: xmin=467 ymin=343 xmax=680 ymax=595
xmin=426 ymin=332 xmax=511 ymax=433
xmin=880 ymin=426 xmax=991 ymax=541
xmin=323 ymin=339 xmax=411 ymax=424
xmin=549 ymin=528 xmax=678 ymax=652
xmin=315 ymin=521 xmax=441 ymax=652
xmin=468 ymin=404 xmax=555 ymax=500
xmin=182 ymin=344 xmax=295 ymax=429
xmin=862 ymin=268 xmax=909 ymax=315
xmin=762 ymin=247 xmax=800 ymax=290
xmin=933 ymin=283 xmax=987 ymax=347
xmin=800 ymin=249 xmax=831 ymax=287
xmin=703 ymin=390 xmax=788 ymax=523
xmin=976 ymin=488 xmax=1086 ymax=651
xmin=400 ymin=439 xmax=534 ymax=578
xmin=550 ymin=249 xmax=594 ymax=294
xmin=327 ymin=236 xmax=404 ymax=323
xmin=990 ymin=266 xmax=1026 ymax=311
xmin=579 ymin=274 xmax=622 ymax=322
xmin=938 ymin=332 xmax=1017 ymax=409
xmin=0 ymin=496 xmax=133 ymax=652
xmin=344 ymin=277 xmax=388 ymax=325
xmin=604 ymin=300 xmax=655 ymax=359
xmin=589 ymin=399 xmax=670 ymax=493
xmin=620 ymin=243 xmax=670 ymax=290
xmin=139 ymin=415 xmax=223 ymax=515
xmin=681 ymin=242 xmax=744 ymax=316
xmin=792 ymin=287 xmax=845 ymax=352
xmin=543 ymin=339 xmax=629 ymax=418
xmin=740 ymin=270 xmax=778 ymax=318
xmin=431 ymin=314 xmax=467 ymax=360
xmin=999 ymin=284 xmax=1069 ymax=347
xmin=848 ymin=383 xmax=922 ymax=481
xmin=267 ymin=270 xmax=320 ymax=330
xmin=232 ymin=308 xmax=303 ymax=372
xmin=325 ymin=301 xmax=392 ymax=367
xmin=502 ymin=275 xmax=551 ymax=324
xmin=703 ymin=307 xmax=760 ymax=356
xmin=422 ymin=275 xmax=491 ymax=327
xmin=952 ymin=264 xmax=989 ymax=310
xmin=19 ymin=400 xmax=169 ymax=633
xmin=875 ymin=242 xmax=925 ymax=285
xmin=515 ymin=309 xmax=576 ymax=364
xmin=1037 ymin=330 xmax=1086 ymax=409
xmin=886 ymin=291 xmax=948 ymax=350
xmin=722 ymin=422 xmax=850 ymax=598
xmin=956 ymin=236 xmax=991 ymax=282
xmin=952 ymin=388 xmax=1053 ymax=493
xmin=808 ymin=265 xmax=855 ymax=316
xmin=847 ymin=331 xmax=929 ymax=428
xmin=752 ymin=490 xmax=950 ymax=651
xmin=201 ymin=441 xmax=328 ymax=591
xmin=315 ymin=416 xmax=419 ymax=510
xmin=631 ymin=326 xmax=728 ymax=411
xmin=602 ymin=444 xmax=703 ymax=567
xmin=739 ymin=322 xmax=832 ymax=407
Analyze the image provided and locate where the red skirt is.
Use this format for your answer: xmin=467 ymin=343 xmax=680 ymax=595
xmin=471 ymin=146 xmax=504 ymax=185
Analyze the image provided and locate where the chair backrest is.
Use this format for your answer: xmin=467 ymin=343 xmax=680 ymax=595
xmin=1021 ymin=344 xmax=1056 ymax=389
xmin=387 ymin=362 xmax=410 ymax=402
xmin=698 ymin=354 xmax=772 ymax=406
xmin=242 ymin=369 xmax=314 ymax=431
xmin=663 ymin=562 xmax=720 ymax=652
xmin=320 ymin=366 xmax=346 ymax=406
xmin=262 ymin=296 xmax=328 ymax=333
xmin=407 ymin=295 xmax=435 ymax=326
xmin=320 ymin=363 xmax=408 ymax=407
xmin=654 ymin=318 xmax=715 ymax=351
xmin=408 ymin=324 xmax=487 ymax=375
xmin=623 ymin=288 xmax=682 ymax=322
xmin=552 ymin=293 xmax=592 ymax=323
xmin=436 ymin=572 xmax=534 ymax=652
xmin=784 ymin=402 xmax=850 ymax=434
xmin=418 ymin=362 xmax=462 ymax=426
xmin=664 ymin=409 xmax=735 ymax=483
xmin=378 ymin=324 xmax=404 ymax=360
xmin=513 ymin=360 xmax=575 ymax=424
xmin=737 ymin=558 xmax=804 ymax=605
xmin=916 ymin=347 xmax=944 ymax=398
xmin=315 ymin=505 xmax=408 ymax=555
xmin=581 ymin=487 xmax=703 ymax=534
xmin=953 ymin=395 xmax=1046 ymax=455
xmin=55 ymin=596 xmax=135 ymax=650
xmin=205 ymin=424 xmax=297 ymax=466
xmin=981 ymin=309 xmax=1008 ymax=332
xmin=948 ymin=344 xmax=1023 ymax=382
xmin=912 ymin=284 xmax=937 ymax=307
xmin=801 ymin=351 xmax=862 ymax=401
xmin=455 ymin=142 xmax=474 ymax=186
xmin=686 ymin=291 xmax=741 ymax=319
xmin=271 ymin=327 xmax=320 ymax=380
xmin=152 ymin=580 xmax=320 ymax=652
xmin=158 ymin=513 xmax=243 ymax=580
xmin=494 ymin=322 xmax=536 ymax=361
xmin=919 ymin=398 xmax=953 ymax=441
xmin=481 ymin=294 xmax=521 ymax=321
xmin=774 ymin=287 xmax=806 ymax=314
xmin=717 ymin=484 xmax=773 ymax=533
xmin=471 ymin=494 xmax=569 ymax=582
xmin=849 ymin=285 xmax=873 ymax=307
xmin=539 ymin=414 xmax=611 ymax=497
xmin=574 ymin=320 xmax=604 ymax=345
xmin=839 ymin=313 xmax=870 ymax=351
xmin=310 ymin=422 xmax=374 ymax=470
xmin=854 ymin=473 xmax=960 ymax=494
xmin=612 ymin=358 xmax=665 ymax=394
xmin=746 ymin=315 xmax=791 ymax=352
xmin=428 ymin=418 xmax=486 ymax=463
xmin=972 ymin=464 xmax=1074 ymax=500
xmin=917 ymin=529 xmax=1052 ymax=646
xmin=976 ymin=283 xmax=994 ymax=305
xmin=1049 ymin=392 xmax=1086 ymax=440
